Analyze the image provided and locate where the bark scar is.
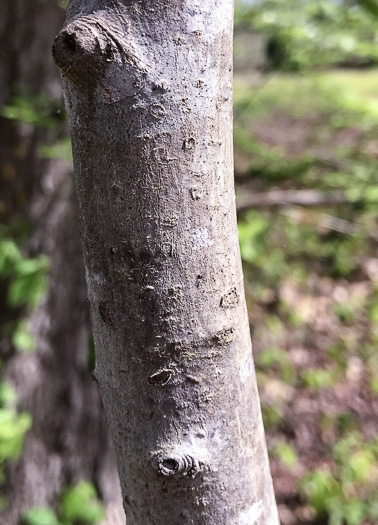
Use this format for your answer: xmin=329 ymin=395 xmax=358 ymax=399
xmin=150 ymin=450 xmax=200 ymax=478
xmin=220 ymin=288 xmax=239 ymax=308
xmin=148 ymin=369 xmax=173 ymax=386
xmin=98 ymin=300 xmax=114 ymax=328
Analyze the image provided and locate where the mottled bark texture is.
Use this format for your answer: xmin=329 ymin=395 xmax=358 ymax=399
xmin=0 ymin=1 xmax=123 ymax=523
xmin=54 ymin=1 xmax=279 ymax=524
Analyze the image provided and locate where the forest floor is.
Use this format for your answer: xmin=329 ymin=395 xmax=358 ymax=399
xmin=234 ymin=69 xmax=378 ymax=525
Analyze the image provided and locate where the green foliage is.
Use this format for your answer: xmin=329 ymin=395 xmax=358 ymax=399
xmin=60 ymin=481 xmax=105 ymax=525
xmin=321 ymin=411 xmax=358 ymax=438
xmin=368 ymin=289 xmax=378 ymax=323
xmin=7 ymin=256 xmax=49 ymax=310
xmin=271 ymin=441 xmax=298 ymax=468
xmin=257 ymin=347 xmax=295 ymax=384
xmin=39 ymin=137 xmax=73 ymax=163
xmin=333 ymin=432 xmax=377 ymax=484
xmin=12 ymin=322 xmax=36 ymax=353
xmin=358 ymin=0 xmax=378 ymax=18
xmin=300 ymin=368 xmax=337 ymax=390
xmin=58 ymin=0 xmax=68 ymax=9
xmin=0 ymin=92 xmax=72 ymax=167
xmin=332 ymin=303 xmax=357 ymax=325
xmin=1 ymin=93 xmax=73 ymax=166
xmin=261 ymin=404 xmax=283 ymax=430
xmin=327 ymin=343 xmax=348 ymax=372
xmin=236 ymin=70 xmax=378 ymax=307
xmin=0 ymin=383 xmax=17 ymax=408
xmin=238 ymin=210 xmax=270 ymax=265
xmin=234 ymin=7 xmax=378 ymax=521
xmin=0 ymin=229 xmax=49 ymax=311
xmin=0 ymin=410 xmax=32 ymax=464
xmin=22 ymin=507 xmax=60 ymax=525
xmin=370 ymin=376 xmax=378 ymax=394
xmin=299 ymin=432 xmax=378 ymax=525
xmin=22 ymin=482 xmax=105 ymax=525
xmin=236 ymin=0 xmax=378 ymax=71
xmin=0 ymin=228 xmax=48 ymax=353
xmin=0 ymin=382 xmax=32 ymax=483
xmin=300 ymin=469 xmax=343 ymax=520
xmin=360 ymin=344 xmax=378 ymax=394
xmin=0 ymin=229 xmax=48 ymax=486
xmin=0 ymin=94 xmax=65 ymax=129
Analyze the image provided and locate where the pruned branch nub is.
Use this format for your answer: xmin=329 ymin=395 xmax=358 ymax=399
xmin=53 ymin=16 xmax=147 ymax=87
xmin=53 ymin=23 xmax=105 ymax=83
xmin=150 ymin=451 xmax=200 ymax=478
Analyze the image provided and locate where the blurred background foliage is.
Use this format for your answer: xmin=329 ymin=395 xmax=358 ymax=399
xmin=0 ymin=0 xmax=377 ymax=523
xmin=21 ymin=481 xmax=105 ymax=525
xmin=235 ymin=0 xmax=378 ymax=71
xmin=234 ymin=1 xmax=378 ymax=524
xmin=0 ymin=105 xmax=104 ymax=520
xmin=0 ymin=226 xmax=47 ymax=509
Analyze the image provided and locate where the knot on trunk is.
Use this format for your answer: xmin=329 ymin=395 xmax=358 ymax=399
xmin=52 ymin=16 xmax=146 ymax=88
xmin=150 ymin=450 xmax=200 ymax=478
xmin=53 ymin=22 xmax=106 ymax=83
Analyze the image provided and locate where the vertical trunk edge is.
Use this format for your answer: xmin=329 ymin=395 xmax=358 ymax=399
xmin=54 ymin=1 xmax=279 ymax=523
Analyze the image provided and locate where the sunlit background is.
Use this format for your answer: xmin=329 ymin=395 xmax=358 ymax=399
xmin=1 ymin=1 xmax=378 ymax=524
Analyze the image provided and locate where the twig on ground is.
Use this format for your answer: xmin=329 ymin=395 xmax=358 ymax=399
xmin=236 ymin=189 xmax=349 ymax=211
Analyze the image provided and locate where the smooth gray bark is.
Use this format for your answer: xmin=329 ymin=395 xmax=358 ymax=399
xmin=54 ymin=1 xmax=279 ymax=523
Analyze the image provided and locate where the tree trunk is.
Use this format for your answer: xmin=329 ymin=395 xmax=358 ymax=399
xmin=54 ymin=1 xmax=279 ymax=524
xmin=0 ymin=1 xmax=123 ymax=522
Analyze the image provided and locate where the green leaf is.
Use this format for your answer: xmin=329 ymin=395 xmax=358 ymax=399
xmin=299 ymin=469 xmax=341 ymax=515
xmin=261 ymin=404 xmax=283 ymax=430
xmin=349 ymin=449 xmax=374 ymax=483
xmin=60 ymin=481 xmax=104 ymax=524
xmin=0 ymin=383 xmax=17 ymax=409
xmin=8 ymin=263 xmax=48 ymax=309
xmin=344 ymin=499 xmax=367 ymax=525
xmin=257 ymin=347 xmax=295 ymax=384
xmin=0 ymin=239 xmax=22 ymax=272
xmin=0 ymin=95 xmax=60 ymax=128
xmin=238 ymin=210 xmax=269 ymax=265
xmin=22 ymin=507 xmax=59 ymax=525
xmin=39 ymin=138 xmax=73 ymax=163
xmin=0 ymin=409 xmax=32 ymax=461
xmin=358 ymin=0 xmax=378 ymax=18
xmin=12 ymin=322 xmax=36 ymax=353
xmin=272 ymin=441 xmax=298 ymax=468
xmin=0 ymin=104 xmax=40 ymax=125
xmin=370 ymin=376 xmax=378 ymax=394
xmin=363 ymin=185 xmax=378 ymax=202
xmin=301 ymin=368 xmax=336 ymax=390
xmin=327 ymin=499 xmax=345 ymax=525
xmin=332 ymin=432 xmax=362 ymax=463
